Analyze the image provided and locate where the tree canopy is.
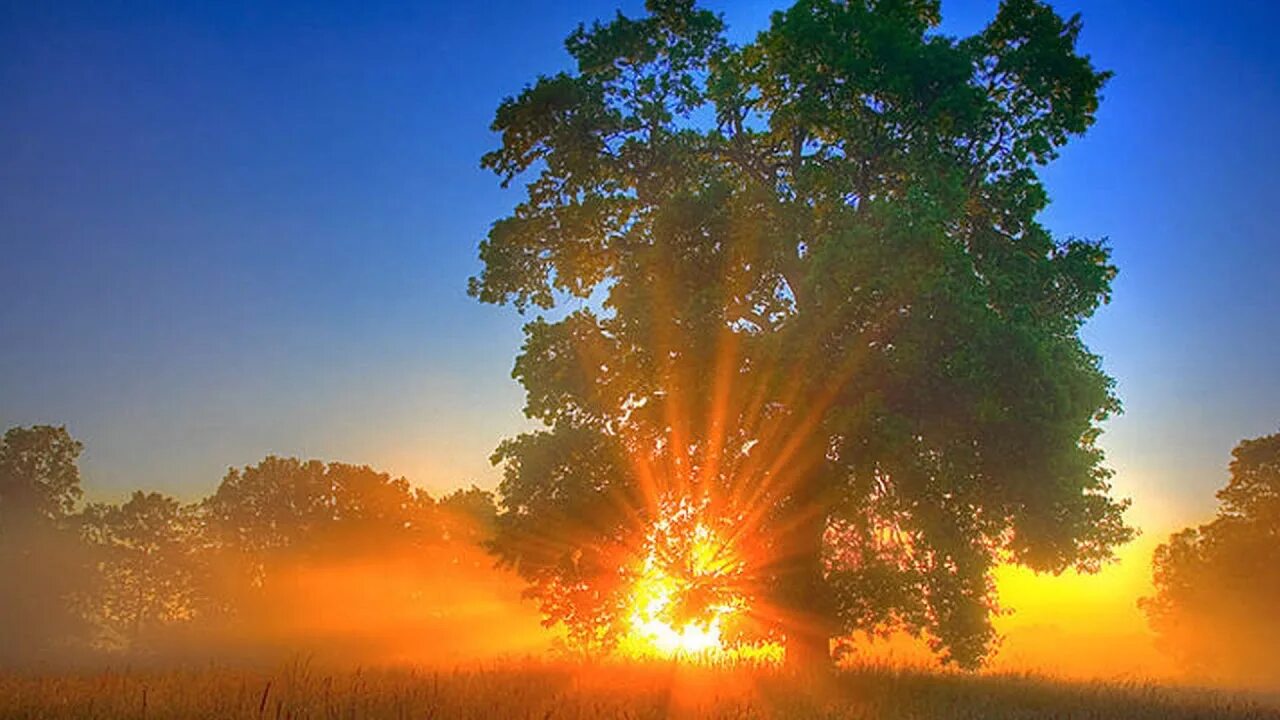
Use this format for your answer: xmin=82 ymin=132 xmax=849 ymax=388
xmin=1142 ymin=430 xmax=1280 ymax=685
xmin=0 ymin=424 xmax=83 ymax=529
xmin=205 ymin=456 xmax=441 ymax=558
xmin=471 ymin=0 xmax=1132 ymax=668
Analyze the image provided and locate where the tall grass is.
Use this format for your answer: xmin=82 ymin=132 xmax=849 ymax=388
xmin=1 ymin=659 xmax=1277 ymax=719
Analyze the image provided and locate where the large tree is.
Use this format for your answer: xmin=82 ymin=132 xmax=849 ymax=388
xmin=471 ymin=0 xmax=1131 ymax=668
xmin=1141 ymin=430 xmax=1280 ymax=685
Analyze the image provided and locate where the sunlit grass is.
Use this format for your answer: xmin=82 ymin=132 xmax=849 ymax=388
xmin=2 ymin=659 xmax=1276 ymax=719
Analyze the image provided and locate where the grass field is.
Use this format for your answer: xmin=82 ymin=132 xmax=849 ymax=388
xmin=2 ymin=660 xmax=1278 ymax=720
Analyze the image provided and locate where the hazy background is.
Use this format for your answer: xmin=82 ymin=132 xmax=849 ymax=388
xmin=2 ymin=0 xmax=1278 ymax=678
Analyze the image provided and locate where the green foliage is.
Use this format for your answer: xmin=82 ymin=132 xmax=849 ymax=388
xmin=472 ymin=0 xmax=1132 ymax=668
xmin=1142 ymin=431 xmax=1280 ymax=686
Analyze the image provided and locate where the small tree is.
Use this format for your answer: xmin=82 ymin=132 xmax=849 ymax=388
xmin=472 ymin=0 xmax=1132 ymax=668
xmin=1141 ymin=430 xmax=1280 ymax=685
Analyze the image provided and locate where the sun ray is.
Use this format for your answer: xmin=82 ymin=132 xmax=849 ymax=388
xmin=617 ymin=494 xmax=785 ymax=664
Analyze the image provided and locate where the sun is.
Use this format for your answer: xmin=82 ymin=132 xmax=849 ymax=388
xmin=618 ymin=496 xmax=784 ymax=663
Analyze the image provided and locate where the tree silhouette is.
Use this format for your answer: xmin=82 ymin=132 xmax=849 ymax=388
xmin=471 ymin=0 xmax=1132 ymax=668
xmin=0 ymin=424 xmax=83 ymax=528
xmin=205 ymin=456 xmax=448 ymax=552
xmin=1141 ymin=430 xmax=1280 ymax=685
xmin=198 ymin=456 xmax=505 ymax=658
xmin=79 ymin=491 xmax=205 ymax=651
xmin=438 ymin=485 xmax=499 ymax=546
xmin=0 ymin=425 xmax=91 ymax=663
xmin=203 ymin=456 xmax=439 ymax=590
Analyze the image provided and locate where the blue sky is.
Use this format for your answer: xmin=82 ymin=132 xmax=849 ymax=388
xmin=1 ymin=0 xmax=1277 ymax=532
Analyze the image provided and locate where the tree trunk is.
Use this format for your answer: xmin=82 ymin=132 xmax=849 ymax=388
xmin=781 ymin=524 xmax=833 ymax=672
xmin=785 ymin=611 xmax=833 ymax=672
xmin=778 ymin=444 xmax=835 ymax=672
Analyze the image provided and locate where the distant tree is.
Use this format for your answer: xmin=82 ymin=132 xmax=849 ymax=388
xmin=197 ymin=455 xmax=505 ymax=658
xmin=204 ymin=456 xmax=438 ymax=562
xmin=1141 ymin=430 xmax=1280 ymax=684
xmin=0 ymin=425 xmax=91 ymax=663
xmin=79 ymin=491 xmax=205 ymax=651
xmin=0 ymin=424 xmax=83 ymax=529
xmin=471 ymin=0 xmax=1131 ymax=668
xmin=438 ymin=485 xmax=499 ymax=545
xmin=200 ymin=456 xmax=486 ymax=599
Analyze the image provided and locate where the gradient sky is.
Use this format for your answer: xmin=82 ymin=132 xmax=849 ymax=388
xmin=2 ymin=0 xmax=1277 ymax=534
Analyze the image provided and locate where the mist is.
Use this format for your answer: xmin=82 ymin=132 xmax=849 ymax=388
xmin=1 ymin=510 xmax=551 ymax=671
xmin=3 ymin=424 xmax=1277 ymax=700
xmin=0 ymin=433 xmax=551 ymax=671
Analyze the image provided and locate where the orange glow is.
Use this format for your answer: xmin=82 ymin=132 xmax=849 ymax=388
xmin=987 ymin=533 xmax=1175 ymax=680
xmin=836 ymin=533 xmax=1178 ymax=680
xmin=618 ymin=496 xmax=784 ymax=664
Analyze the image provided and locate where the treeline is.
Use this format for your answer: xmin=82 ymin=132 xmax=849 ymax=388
xmin=0 ymin=424 xmax=521 ymax=667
